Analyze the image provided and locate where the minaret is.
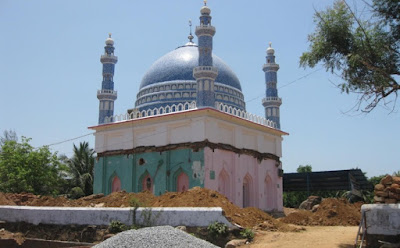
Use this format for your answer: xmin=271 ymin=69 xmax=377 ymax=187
xmin=97 ymin=34 xmax=118 ymax=124
xmin=262 ymin=43 xmax=282 ymax=129
xmin=193 ymin=0 xmax=218 ymax=108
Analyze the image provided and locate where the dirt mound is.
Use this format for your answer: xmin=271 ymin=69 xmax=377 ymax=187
xmin=281 ymin=198 xmax=362 ymax=226
xmin=0 ymin=188 xmax=291 ymax=230
xmin=0 ymin=192 xmax=16 ymax=205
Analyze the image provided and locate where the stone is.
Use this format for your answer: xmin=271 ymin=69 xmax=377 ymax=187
xmin=390 ymin=184 xmax=400 ymax=191
xmin=393 ymin=176 xmax=400 ymax=184
xmin=225 ymin=239 xmax=247 ymax=248
xmin=374 ymin=184 xmax=385 ymax=191
xmin=175 ymin=226 xmax=187 ymax=232
xmin=311 ymin=204 xmax=319 ymax=212
xmin=396 ymin=188 xmax=400 ymax=194
xmin=374 ymin=196 xmax=385 ymax=203
xmin=375 ymin=190 xmax=389 ymax=198
xmin=381 ymin=175 xmax=393 ymax=185
xmin=299 ymin=196 xmax=322 ymax=210
xmin=384 ymin=198 xmax=397 ymax=204
xmin=103 ymin=233 xmax=115 ymax=241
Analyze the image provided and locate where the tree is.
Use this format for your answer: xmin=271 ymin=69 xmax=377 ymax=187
xmin=0 ymin=137 xmax=63 ymax=195
xmin=297 ymin=164 xmax=312 ymax=173
xmin=300 ymin=0 xmax=400 ymax=112
xmin=67 ymin=142 xmax=95 ymax=196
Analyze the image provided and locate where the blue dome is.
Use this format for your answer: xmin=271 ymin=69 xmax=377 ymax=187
xmin=140 ymin=44 xmax=242 ymax=90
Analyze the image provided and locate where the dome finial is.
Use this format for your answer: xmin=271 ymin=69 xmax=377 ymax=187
xmin=109 ymin=33 xmax=112 ymax=38
xmin=266 ymin=42 xmax=275 ymax=55
xmin=204 ymin=0 xmax=207 ymax=6
xmin=188 ymin=19 xmax=194 ymax=42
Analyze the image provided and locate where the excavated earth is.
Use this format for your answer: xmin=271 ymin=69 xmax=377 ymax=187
xmin=0 ymin=189 xmax=363 ymax=245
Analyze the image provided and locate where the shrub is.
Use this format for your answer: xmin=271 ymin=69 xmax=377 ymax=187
xmin=69 ymin=187 xmax=85 ymax=199
xmin=108 ymin=220 xmax=127 ymax=233
xmin=240 ymin=228 xmax=254 ymax=241
xmin=207 ymin=222 xmax=228 ymax=238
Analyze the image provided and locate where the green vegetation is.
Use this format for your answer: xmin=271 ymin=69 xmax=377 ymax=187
xmin=207 ymin=222 xmax=228 ymax=238
xmin=297 ymin=165 xmax=312 ymax=173
xmin=240 ymin=228 xmax=254 ymax=241
xmin=0 ymin=137 xmax=65 ymax=195
xmin=108 ymin=220 xmax=128 ymax=234
xmin=66 ymin=142 xmax=95 ymax=196
xmin=300 ymin=0 xmax=400 ymax=112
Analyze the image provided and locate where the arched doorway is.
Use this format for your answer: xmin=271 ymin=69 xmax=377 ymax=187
xmin=141 ymin=173 xmax=153 ymax=192
xmin=265 ymin=175 xmax=277 ymax=210
xmin=218 ymin=169 xmax=230 ymax=199
xmin=111 ymin=175 xmax=121 ymax=193
xmin=177 ymin=171 xmax=189 ymax=192
xmin=243 ymin=174 xmax=253 ymax=208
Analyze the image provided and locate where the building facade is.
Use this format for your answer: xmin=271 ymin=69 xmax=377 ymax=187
xmin=90 ymin=2 xmax=287 ymax=212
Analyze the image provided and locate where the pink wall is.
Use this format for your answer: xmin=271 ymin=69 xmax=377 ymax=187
xmin=204 ymin=148 xmax=283 ymax=212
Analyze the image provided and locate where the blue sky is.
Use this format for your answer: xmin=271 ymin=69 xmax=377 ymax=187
xmin=1 ymin=0 xmax=398 ymax=178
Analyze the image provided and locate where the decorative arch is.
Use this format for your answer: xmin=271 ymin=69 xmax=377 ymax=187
xmin=218 ymin=169 xmax=230 ymax=199
xmin=177 ymin=171 xmax=189 ymax=192
xmin=265 ymin=174 xmax=277 ymax=210
xmin=111 ymin=175 xmax=121 ymax=193
xmin=243 ymin=173 xmax=254 ymax=208
xmin=139 ymin=170 xmax=153 ymax=192
xmin=172 ymin=168 xmax=189 ymax=192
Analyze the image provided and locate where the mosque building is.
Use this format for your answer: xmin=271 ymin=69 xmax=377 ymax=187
xmin=90 ymin=2 xmax=287 ymax=212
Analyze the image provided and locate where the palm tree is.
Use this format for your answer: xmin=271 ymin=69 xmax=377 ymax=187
xmin=68 ymin=142 xmax=95 ymax=196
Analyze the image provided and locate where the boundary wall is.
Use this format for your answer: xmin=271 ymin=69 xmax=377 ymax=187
xmin=0 ymin=206 xmax=232 ymax=227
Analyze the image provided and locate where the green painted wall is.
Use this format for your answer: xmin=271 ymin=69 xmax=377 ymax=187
xmin=93 ymin=148 xmax=204 ymax=195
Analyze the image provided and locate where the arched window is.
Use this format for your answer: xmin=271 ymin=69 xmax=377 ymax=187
xmin=243 ymin=174 xmax=253 ymax=208
xmin=265 ymin=175 xmax=277 ymax=211
xmin=218 ymin=169 xmax=230 ymax=199
xmin=111 ymin=176 xmax=121 ymax=193
xmin=177 ymin=172 xmax=189 ymax=192
xmin=141 ymin=174 xmax=153 ymax=192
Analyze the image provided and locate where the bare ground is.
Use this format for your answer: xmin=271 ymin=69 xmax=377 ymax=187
xmin=249 ymin=226 xmax=358 ymax=248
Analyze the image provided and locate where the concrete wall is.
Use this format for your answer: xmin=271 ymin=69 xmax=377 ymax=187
xmin=0 ymin=206 xmax=232 ymax=227
xmin=204 ymin=148 xmax=283 ymax=212
xmin=362 ymin=204 xmax=400 ymax=235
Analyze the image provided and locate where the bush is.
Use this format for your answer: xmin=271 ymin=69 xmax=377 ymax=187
xmin=240 ymin=228 xmax=254 ymax=241
xmin=207 ymin=222 xmax=228 ymax=238
xmin=108 ymin=220 xmax=128 ymax=234
xmin=69 ymin=187 xmax=85 ymax=199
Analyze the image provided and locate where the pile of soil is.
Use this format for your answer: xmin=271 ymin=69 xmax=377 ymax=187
xmin=281 ymin=198 xmax=362 ymax=226
xmin=0 ymin=188 xmax=291 ymax=230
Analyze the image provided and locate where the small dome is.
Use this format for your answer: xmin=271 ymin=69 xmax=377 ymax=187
xmin=106 ymin=38 xmax=114 ymax=46
xmin=106 ymin=33 xmax=114 ymax=45
xmin=201 ymin=5 xmax=211 ymax=15
xmin=266 ymin=43 xmax=275 ymax=55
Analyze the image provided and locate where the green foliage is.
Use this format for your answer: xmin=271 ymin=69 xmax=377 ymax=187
xmin=300 ymin=0 xmax=400 ymax=112
xmin=368 ymin=174 xmax=385 ymax=186
xmin=108 ymin=220 xmax=128 ymax=234
xmin=207 ymin=222 xmax=228 ymax=238
xmin=393 ymin=171 xmax=400 ymax=177
xmin=129 ymin=197 xmax=143 ymax=208
xmin=283 ymin=191 xmax=309 ymax=208
xmin=0 ymin=137 xmax=63 ymax=195
xmin=240 ymin=228 xmax=254 ymax=241
xmin=140 ymin=207 xmax=162 ymax=227
xmin=67 ymin=142 xmax=95 ymax=196
xmin=70 ymin=187 xmax=85 ymax=199
xmin=297 ymin=165 xmax=312 ymax=173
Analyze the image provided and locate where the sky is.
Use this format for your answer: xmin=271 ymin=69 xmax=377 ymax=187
xmin=0 ymin=0 xmax=398 ymax=178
